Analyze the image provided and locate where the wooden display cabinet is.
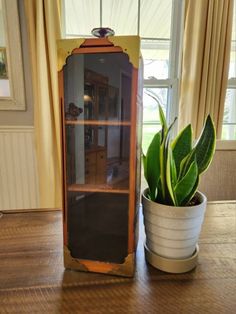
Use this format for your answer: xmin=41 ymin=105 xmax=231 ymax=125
xmin=58 ymin=36 xmax=142 ymax=277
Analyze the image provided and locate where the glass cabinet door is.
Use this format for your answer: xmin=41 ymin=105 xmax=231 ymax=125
xmin=98 ymin=85 xmax=107 ymax=120
xmin=84 ymin=83 xmax=95 ymax=120
xmin=63 ymin=51 xmax=133 ymax=263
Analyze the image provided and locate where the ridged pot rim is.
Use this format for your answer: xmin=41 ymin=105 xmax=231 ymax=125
xmin=142 ymin=188 xmax=207 ymax=219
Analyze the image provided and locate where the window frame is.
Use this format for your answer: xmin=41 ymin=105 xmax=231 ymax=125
xmin=0 ymin=0 xmax=25 ymax=110
xmin=222 ymin=1 xmax=236 ymax=140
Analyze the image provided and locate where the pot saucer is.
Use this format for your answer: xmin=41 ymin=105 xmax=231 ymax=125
xmin=144 ymin=242 xmax=199 ymax=273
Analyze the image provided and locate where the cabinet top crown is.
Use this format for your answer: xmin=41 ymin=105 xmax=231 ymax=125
xmin=57 ymin=36 xmax=141 ymax=71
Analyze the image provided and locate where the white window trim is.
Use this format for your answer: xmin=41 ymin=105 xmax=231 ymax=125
xmin=0 ymin=0 xmax=25 ymax=110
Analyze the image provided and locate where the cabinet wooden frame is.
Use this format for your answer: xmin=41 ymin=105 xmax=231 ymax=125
xmin=58 ymin=36 xmax=142 ymax=277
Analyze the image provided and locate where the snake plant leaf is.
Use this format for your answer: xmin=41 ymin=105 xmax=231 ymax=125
xmin=178 ymin=115 xmax=216 ymax=179
xmin=156 ymin=179 xmax=164 ymax=203
xmin=159 ymin=117 xmax=177 ymax=201
xmin=194 ymin=115 xmax=216 ymax=174
xmin=170 ymin=148 xmax=177 ymax=187
xmin=145 ymin=131 xmax=161 ymax=201
xmin=171 ymin=124 xmax=192 ymax=177
xmin=158 ymin=104 xmax=167 ymax=141
xmin=180 ymin=175 xmax=199 ymax=206
xmin=142 ymin=154 xmax=151 ymax=200
xmin=166 ymin=148 xmax=177 ymax=206
xmin=174 ymin=160 xmax=198 ymax=206
xmin=142 ymin=152 xmax=148 ymax=183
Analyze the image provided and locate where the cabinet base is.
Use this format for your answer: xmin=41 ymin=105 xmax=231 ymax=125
xmin=64 ymin=245 xmax=135 ymax=277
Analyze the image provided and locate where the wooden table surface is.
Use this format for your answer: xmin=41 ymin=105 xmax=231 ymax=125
xmin=0 ymin=202 xmax=235 ymax=313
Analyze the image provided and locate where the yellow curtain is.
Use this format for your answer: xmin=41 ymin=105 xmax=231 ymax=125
xmin=24 ymin=0 xmax=62 ymax=208
xmin=179 ymin=0 xmax=234 ymax=138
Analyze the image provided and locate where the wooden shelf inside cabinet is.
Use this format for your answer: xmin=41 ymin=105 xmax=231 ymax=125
xmin=68 ymin=184 xmax=129 ymax=194
xmin=65 ymin=120 xmax=131 ymax=126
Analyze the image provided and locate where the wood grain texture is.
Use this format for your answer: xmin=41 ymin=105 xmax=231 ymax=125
xmin=0 ymin=203 xmax=235 ymax=313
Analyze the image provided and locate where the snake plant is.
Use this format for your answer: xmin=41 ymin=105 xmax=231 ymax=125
xmin=143 ymin=106 xmax=216 ymax=206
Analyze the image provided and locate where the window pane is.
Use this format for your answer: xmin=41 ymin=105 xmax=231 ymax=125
xmin=0 ymin=0 xmax=10 ymax=97
xmin=141 ymin=40 xmax=170 ymax=79
xmin=143 ymin=87 xmax=168 ymax=122
xmin=229 ymin=3 xmax=236 ymax=78
xmin=140 ymin=0 xmax=172 ymax=39
xmin=222 ymin=89 xmax=236 ymax=140
xmin=223 ymin=89 xmax=236 ymax=124
xmin=222 ymin=125 xmax=236 ymax=140
xmin=229 ymin=52 xmax=236 ymax=78
xmin=64 ymin=0 xmax=100 ymax=36
xmin=142 ymin=124 xmax=161 ymax=154
xmin=102 ymin=0 xmax=138 ymax=35
xmin=142 ymin=87 xmax=168 ymax=153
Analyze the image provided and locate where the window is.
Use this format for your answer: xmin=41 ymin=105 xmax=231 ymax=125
xmin=141 ymin=1 xmax=183 ymax=152
xmin=0 ymin=0 xmax=25 ymax=110
xmin=62 ymin=0 xmax=184 ymax=152
xmin=222 ymin=1 xmax=236 ymax=140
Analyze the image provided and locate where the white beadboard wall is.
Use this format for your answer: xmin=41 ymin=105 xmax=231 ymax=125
xmin=0 ymin=126 xmax=40 ymax=210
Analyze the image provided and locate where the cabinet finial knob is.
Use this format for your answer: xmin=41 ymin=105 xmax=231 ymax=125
xmin=91 ymin=27 xmax=115 ymax=38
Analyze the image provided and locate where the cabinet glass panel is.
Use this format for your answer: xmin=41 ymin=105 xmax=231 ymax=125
xmin=63 ymin=52 xmax=132 ymax=122
xmin=66 ymin=125 xmax=130 ymax=190
xmin=67 ymin=192 xmax=129 ymax=263
xmin=84 ymin=82 xmax=95 ymax=120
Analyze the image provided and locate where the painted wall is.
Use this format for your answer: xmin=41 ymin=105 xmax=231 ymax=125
xmin=0 ymin=1 xmax=38 ymax=211
xmin=199 ymin=148 xmax=236 ymax=201
xmin=0 ymin=0 xmax=34 ymax=126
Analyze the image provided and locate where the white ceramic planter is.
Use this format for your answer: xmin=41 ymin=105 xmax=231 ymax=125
xmin=142 ymin=189 xmax=207 ymax=260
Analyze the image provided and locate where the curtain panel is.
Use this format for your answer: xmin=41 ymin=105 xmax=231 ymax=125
xmin=179 ymin=0 xmax=234 ymax=138
xmin=24 ymin=0 xmax=62 ymax=208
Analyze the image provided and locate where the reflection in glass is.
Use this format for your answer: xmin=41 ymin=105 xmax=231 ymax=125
xmin=84 ymin=82 xmax=95 ymax=120
xmin=63 ymin=52 xmax=132 ymax=123
xmin=67 ymin=192 xmax=128 ymax=263
xmin=66 ymin=125 xmax=130 ymax=188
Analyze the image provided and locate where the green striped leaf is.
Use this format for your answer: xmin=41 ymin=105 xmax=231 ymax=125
xmin=145 ymin=131 xmax=161 ymax=201
xmin=142 ymin=152 xmax=148 ymax=183
xmin=166 ymin=148 xmax=177 ymax=206
xmin=158 ymin=104 xmax=167 ymax=138
xmin=178 ymin=115 xmax=216 ymax=179
xmin=174 ymin=160 xmax=198 ymax=206
xmin=158 ymin=117 xmax=177 ymax=202
xmin=172 ymin=124 xmax=192 ymax=177
xmin=194 ymin=115 xmax=216 ymax=174
xmin=180 ymin=175 xmax=199 ymax=205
